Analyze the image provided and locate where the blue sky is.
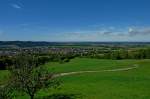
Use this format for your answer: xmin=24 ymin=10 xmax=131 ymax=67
xmin=0 ymin=0 xmax=150 ymax=41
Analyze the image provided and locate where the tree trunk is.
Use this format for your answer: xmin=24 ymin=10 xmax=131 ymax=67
xmin=30 ymin=94 xmax=34 ymax=99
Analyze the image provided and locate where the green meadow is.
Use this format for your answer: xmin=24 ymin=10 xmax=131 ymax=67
xmin=1 ymin=58 xmax=150 ymax=99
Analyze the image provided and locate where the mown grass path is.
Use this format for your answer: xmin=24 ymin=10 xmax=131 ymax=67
xmin=54 ymin=64 xmax=139 ymax=77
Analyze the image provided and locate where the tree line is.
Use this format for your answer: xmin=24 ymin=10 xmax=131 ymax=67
xmin=82 ymin=48 xmax=150 ymax=60
xmin=0 ymin=52 xmax=76 ymax=70
xmin=1 ymin=48 xmax=150 ymax=70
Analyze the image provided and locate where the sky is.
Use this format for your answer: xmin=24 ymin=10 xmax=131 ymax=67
xmin=0 ymin=0 xmax=150 ymax=41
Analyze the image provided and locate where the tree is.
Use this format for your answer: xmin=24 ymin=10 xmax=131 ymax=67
xmin=111 ymin=51 xmax=122 ymax=60
xmin=0 ymin=83 xmax=14 ymax=99
xmin=9 ymin=55 xmax=60 ymax=99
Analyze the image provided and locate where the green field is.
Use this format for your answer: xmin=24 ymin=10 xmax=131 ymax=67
xmin=1 ymin=58 xmax=150 ymax=99
xmin=45 ymin=58 xmax=139 ymax=73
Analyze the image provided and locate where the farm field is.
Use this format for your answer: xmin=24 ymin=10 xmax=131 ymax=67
xmin=1 ymin=58 xmax=150 ymax=99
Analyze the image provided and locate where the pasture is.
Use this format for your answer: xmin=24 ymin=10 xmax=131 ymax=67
xmin=1 ymin=58 xmax=150 ymax=99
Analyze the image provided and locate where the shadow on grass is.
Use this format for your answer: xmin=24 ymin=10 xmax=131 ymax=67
xmin=41 ymin=93 xmax=82 ymax=99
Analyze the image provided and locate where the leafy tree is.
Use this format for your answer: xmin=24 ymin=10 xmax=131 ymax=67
xmin=0 ymin=83 xmax=14 ymax=99
xmin=9 ymin=55 xmax=60 ymax=99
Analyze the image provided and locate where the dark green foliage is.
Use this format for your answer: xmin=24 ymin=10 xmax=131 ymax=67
xmin=0 ymin=57 xmax=13 ymax=70
xmin=6 ymin=55 xmax=60 ymax=99
xmin=80 ymin=48 xmax=150 ymax=60
xmin=37 ymin=56 xmax=51 ymax=65
xmin=0 ymin=84 xmax=14 ymax=99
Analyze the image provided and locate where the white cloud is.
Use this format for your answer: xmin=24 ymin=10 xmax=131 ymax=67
xmin=128 ymin=27 xmax=150 ymax=36
xmin=50 ymin=26 xmax=150 ymax=41
xmin=10 ymin=4 xmax=22 ymax=9
xmin=128 ymin=28 xmax=133 ymax=32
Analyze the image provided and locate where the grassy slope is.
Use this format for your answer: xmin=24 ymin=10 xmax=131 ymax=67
xmin=0 ymin=70 xmax=10 ymax=85
xmin=44 ymin=58 xmax=150 ymax=99
xmin=45 ymin=58 xmax=138 ymax=73
xmin=0 ymin=58 xmax=150 ymax=99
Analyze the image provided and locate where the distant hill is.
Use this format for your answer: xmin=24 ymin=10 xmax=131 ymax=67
xmin=0 ymin=41 xmax=150 ymax=48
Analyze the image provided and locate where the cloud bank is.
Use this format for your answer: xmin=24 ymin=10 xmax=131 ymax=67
xmin=1 ymin=25 xmax=150 ymax=41
xmin=51 ymin=26 xmax=150 ymax=41
xmin=128 ymin=27 xmax=150 ymax=36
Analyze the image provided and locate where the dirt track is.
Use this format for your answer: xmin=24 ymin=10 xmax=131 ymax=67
xmin=53 ymin=64 xmax=139 ymax=77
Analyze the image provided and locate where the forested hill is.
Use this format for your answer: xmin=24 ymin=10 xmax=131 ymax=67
xmin=0 ymin=41 xmax=150 ymax=48
xmin=0 ymin=41 xmax=55 ymax=47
